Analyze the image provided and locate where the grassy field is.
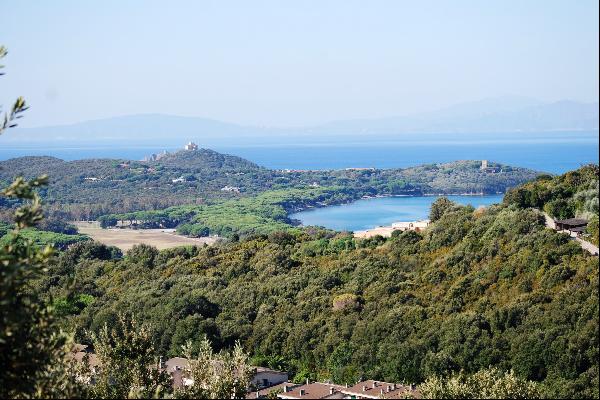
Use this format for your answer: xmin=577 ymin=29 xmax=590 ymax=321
xmin=74 ymin=222 xmax=218 ymax=251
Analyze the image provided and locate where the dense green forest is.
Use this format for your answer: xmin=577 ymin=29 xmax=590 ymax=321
xmin=28 ymin=166 xmax=598 ymax=398
xmin=0 ymin=151 xmax=538 ymax=221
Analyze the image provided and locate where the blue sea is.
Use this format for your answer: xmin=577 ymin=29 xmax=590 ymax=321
xmin=0 ymin=131 xmax=597 ymax=174
xmin=289 ymin=195 xmax=504 ymax=231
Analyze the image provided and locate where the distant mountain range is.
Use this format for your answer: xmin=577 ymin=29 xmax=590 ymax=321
xmin=6 ymin=96 xmax=598 ymax=145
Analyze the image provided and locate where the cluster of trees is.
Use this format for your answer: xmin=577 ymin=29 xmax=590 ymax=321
xmin=0 ymin=48 xmax=253 ymax=399
xmin=0 ymin=161 xmax=251 ymax=400
xmin=2 ymin=160 xmax=596 ymax=398
xmin=504 ymin=164 xmax=599 ymax=244
xmin=33 ymin=171 xmax=598 ymax=398
xmin=98 ymin=188 xmax=352 ymax=238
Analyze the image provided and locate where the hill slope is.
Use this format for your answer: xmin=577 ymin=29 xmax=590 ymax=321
xmin=39 ymin=165 xmax=599 ymax=398
xmin=0 ymin=151 xmax=538 ymax=221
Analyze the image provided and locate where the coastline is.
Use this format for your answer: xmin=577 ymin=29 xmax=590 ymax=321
xmin=288 ymin=192 xmax=504 ymax=233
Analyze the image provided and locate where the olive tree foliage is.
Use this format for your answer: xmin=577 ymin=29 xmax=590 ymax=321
xmin=0 ymin=46 xmax=28 ymax=134
xmin=175 ymin=337 xmax=252 ymax=399
xmin=429 ymin=197 xmax=459 ymax=222
xmin=416 ymin=368 xmax=541 ymax=399
xmin=0 ymin=46 xmax=83 ymax=398
xmin=86 ymin=314 xmax=172 ymax=399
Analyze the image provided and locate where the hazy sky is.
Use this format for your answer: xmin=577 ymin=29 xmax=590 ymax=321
xmin=1 ymin=0 xmax=598 ymax=128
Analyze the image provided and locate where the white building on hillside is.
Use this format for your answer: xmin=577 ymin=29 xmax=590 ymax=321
xmin=391 ymin=220 xmax=430 ymax=232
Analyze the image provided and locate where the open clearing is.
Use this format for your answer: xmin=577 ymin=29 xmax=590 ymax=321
xmin=74 ymin=222 xmax=219 ymax=251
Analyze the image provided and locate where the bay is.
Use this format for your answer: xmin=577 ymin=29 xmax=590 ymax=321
xmin=289 ymin=194 xmax=505 ymax=232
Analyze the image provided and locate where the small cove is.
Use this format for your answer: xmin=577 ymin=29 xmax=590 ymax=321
xmin=289 ymin=194 xmax=505 ymax=232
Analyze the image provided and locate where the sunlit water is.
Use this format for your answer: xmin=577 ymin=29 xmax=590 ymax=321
xmin=289 ymin=194 xmax=505 ymax=231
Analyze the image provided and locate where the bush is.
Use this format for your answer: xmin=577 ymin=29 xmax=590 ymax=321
xmin=417 ymin=368 xmax=541 ymax=399
xmin=125 ymin=244 xmax=159 ymax=268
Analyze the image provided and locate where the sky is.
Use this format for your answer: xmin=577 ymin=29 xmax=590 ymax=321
xmin=1 ymin=0 xmax=598 ymax=128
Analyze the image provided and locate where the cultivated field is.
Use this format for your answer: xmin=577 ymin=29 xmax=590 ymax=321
xmin=74 ymin=222 xmax=219 ymax=251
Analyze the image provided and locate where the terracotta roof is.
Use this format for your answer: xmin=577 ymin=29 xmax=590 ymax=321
xmin=340 ymin=380 xmax=420 ymax=399
xmin=278 ymin=382 xmax=346 ymax=399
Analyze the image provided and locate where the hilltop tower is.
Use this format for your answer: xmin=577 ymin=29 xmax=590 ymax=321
xmin=184 ymin=141 xmax=198 ymax=151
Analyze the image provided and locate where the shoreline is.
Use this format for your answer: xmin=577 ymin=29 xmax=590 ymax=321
xmin=289 ymin=192 xmax=505 ymax=233
xmin=289 ymin=191 xmax=504 ymax=216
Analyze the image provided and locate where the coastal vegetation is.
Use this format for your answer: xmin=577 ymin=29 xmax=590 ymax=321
xmin=1 ymin=38 xmax=597 ymax=400
xmin=504 ymin=164 xmax=599 ymax=244
xmin=0 ymin=153 xmax=538 ymax=222
xmin=15 ymin=165 xmax=596 ymax=399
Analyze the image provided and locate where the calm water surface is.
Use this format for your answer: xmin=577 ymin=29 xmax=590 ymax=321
xmin=289 ymin=194 xmax=505 ymax=232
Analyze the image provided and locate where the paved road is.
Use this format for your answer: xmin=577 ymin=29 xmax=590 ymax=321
xmin=540 ymin=211 xmax=599 ymax=256
xmin=575 ymin=236 xmax=600 ymax=256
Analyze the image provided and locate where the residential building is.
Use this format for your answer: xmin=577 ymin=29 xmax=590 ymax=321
xmin=277 ymin=382 xmax=346 ymax=399
xmin=339 ymin=380 xmax=420 ymax=399
xmin=555 ymin=218 xmax=588 ymax=236
xmin=221 ymin=185 xmax=241 ymax=193
xmin=251 ymin=367 xmax=289 ymax=389
xmin=391 ymin=220 xmax=430 ymax=232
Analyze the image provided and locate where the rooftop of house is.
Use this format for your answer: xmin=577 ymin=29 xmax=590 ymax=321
xmin=278 ymin=382 xmax=346 ymax=399
xmin=164 ymin=357 xmax=190 ymax=372
xmin=340 ymin=380 xmax=420 ymax=399
xmin=556 ymin=218 xmax=588 ymax=226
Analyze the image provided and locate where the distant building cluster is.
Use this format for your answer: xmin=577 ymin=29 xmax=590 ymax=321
xmin=221 ymin=185 xmax=241 ymax=193
xmin=344 ymin=167 xmax=376 ymax=172
xmin=249 ymin=378 xmax=420 ymax=399
xmin=69 ymin=347 xmax=420 ymax=399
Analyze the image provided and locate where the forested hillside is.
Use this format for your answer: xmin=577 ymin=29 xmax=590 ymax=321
xmin=504 ymin=164 xmax=599 ymax=245
xmin=0 ymin=151 xmax=537 ymax=221
xmin=34 ymin=166 xmax=599 ymax=398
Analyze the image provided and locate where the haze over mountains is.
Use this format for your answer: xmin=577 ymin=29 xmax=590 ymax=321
xmin=7 ymin=96 xmax=599 ymax=145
